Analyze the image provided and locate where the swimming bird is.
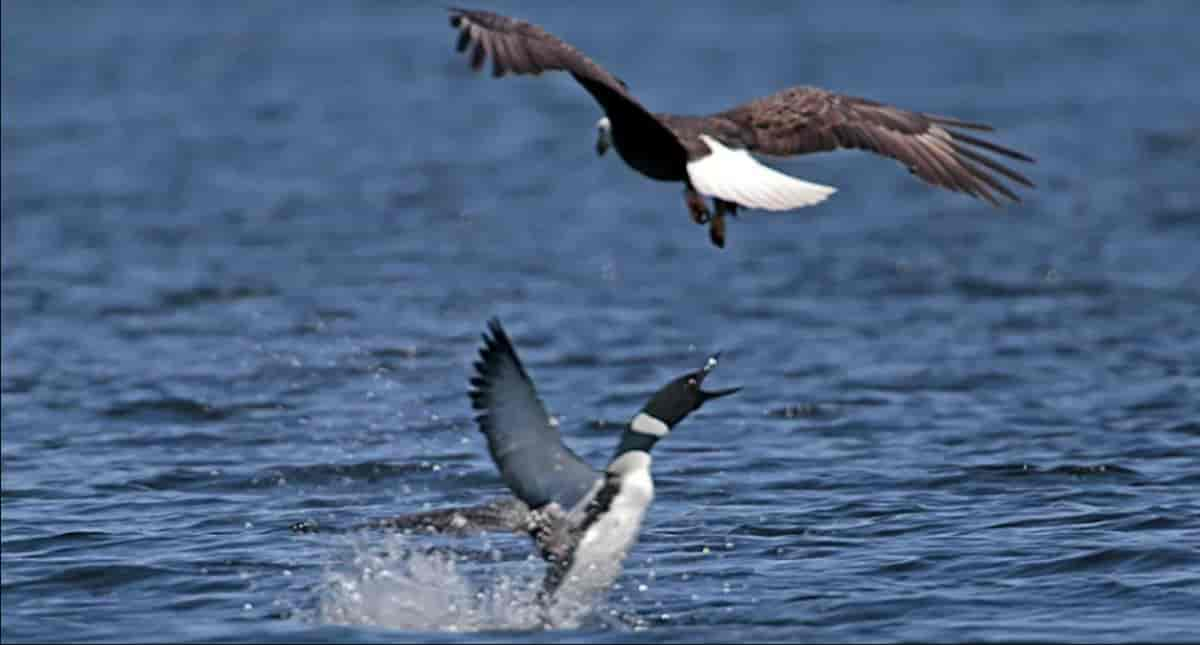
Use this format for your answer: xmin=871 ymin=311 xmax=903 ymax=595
xmin=447 ymin=8 xmax=1036 ymax=248
xmin=378 ymin=318 xmax=739 ymax=612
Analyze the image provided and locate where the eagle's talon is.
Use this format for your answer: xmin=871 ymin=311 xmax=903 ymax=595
xmin=685 ymin=190 xmax=711 ymax=224
xmin=708 ymin=214 xmax=726 ymax=248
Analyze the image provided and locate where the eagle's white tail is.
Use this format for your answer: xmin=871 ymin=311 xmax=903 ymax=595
xmin=686 ymin=134 xmax=836 ymax=211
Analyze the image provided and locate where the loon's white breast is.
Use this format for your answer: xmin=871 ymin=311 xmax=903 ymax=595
xmin=556 ymin=451 xmax=655 ymax=599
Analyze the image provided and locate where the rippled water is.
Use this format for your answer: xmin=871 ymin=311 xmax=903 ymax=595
xmin=3 ymin=2 xmax=1199 ymax=643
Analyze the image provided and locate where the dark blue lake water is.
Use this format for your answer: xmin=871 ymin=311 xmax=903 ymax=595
xmin=3 ymin=2 xmax=1199 ymax=642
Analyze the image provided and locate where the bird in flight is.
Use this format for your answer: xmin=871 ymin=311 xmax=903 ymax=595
xmin=447 ymin=8 xmax=1036 ymax=248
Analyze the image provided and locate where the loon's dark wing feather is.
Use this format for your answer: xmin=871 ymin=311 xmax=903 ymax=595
xmin=719 ymin=86 xmax=1035 ymax=205
xmin=364 ymin=497 xmax=533 ymax=535
xmin=469 ymin=318 xmax=601 ymax=511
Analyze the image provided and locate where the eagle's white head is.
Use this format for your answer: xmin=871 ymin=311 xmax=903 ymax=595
xmin=595 ymin=116 xmax=612 ymax=156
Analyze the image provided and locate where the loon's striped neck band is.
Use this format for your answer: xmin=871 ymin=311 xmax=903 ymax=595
xmin=612 ymin=412 xmax=669 ymax=462
xmin=630 ymin=412 xmax=669 ymax=437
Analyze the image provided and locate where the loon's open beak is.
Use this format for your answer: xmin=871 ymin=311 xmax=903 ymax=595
xmin=701 ymin=386 xmax=741 ymax=401
xmin=697 ymin=352 xmax=741 ymax=401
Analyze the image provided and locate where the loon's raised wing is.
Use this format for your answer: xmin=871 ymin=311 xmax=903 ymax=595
xmin=469 ymin=318 xmax=602 ymax=511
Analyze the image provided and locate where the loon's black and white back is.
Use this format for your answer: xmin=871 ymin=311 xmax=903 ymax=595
xmin=380 ymin=318 xmax=738 ymax=610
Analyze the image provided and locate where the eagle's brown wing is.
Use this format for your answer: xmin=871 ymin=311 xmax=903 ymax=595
xmin=448 ymin=10 xmax=641 ymax=113
xmin=720 ymin=86 xmax=1035 ymax=205
xmin=449 ymin=9 xmax=625 ymax=90
xmin=448 ymin=8 xmax=688 ymax=171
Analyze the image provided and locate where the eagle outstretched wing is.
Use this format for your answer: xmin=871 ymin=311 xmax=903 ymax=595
xmin=448 ymin=8 xmax=687 ymax=162
xmin=720 ymin=86 xmax=1035 ymax=205
xmin=449 ymin=8 xmax=629 ymax=93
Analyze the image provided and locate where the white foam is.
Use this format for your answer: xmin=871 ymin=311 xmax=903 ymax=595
xmin=315 ymin=532 xmax=620 ymax=631
xmin=317 ymin=533 xmax=542 ymax=631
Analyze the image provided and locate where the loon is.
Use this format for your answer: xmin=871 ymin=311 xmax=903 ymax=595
xmin=446 ymin=8 xmax=1035 ymax=248
xmin=376 ymin=318 xmax=739 ymax=609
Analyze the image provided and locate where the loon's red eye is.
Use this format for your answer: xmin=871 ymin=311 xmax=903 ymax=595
xmin=687 ymin=377 xmax=698 ymax=387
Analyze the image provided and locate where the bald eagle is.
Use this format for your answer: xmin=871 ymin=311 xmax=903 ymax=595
xmin=448 ymin=8 xmax=1035 ymax=248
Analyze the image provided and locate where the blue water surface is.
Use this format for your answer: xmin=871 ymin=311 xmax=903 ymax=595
xmin=3 ymin=2 xmax=1199 ymax=643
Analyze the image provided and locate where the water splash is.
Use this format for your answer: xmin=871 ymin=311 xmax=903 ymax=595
xmin=316 ymin=532 xmax=590 ymax=632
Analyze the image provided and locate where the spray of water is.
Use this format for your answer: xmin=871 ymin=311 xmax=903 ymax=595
xmin=316 ymin=532 xmax=612 ymax=632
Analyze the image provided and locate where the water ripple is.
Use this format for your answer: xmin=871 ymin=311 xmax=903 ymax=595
xmin=3 ymin=3 xmax=1198 ymax=643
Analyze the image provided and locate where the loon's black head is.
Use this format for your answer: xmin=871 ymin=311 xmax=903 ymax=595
xmin=613 ymin=354 xmax=740 ymax=461
xmin=637 ymin=353 xmax=741 ymax=431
